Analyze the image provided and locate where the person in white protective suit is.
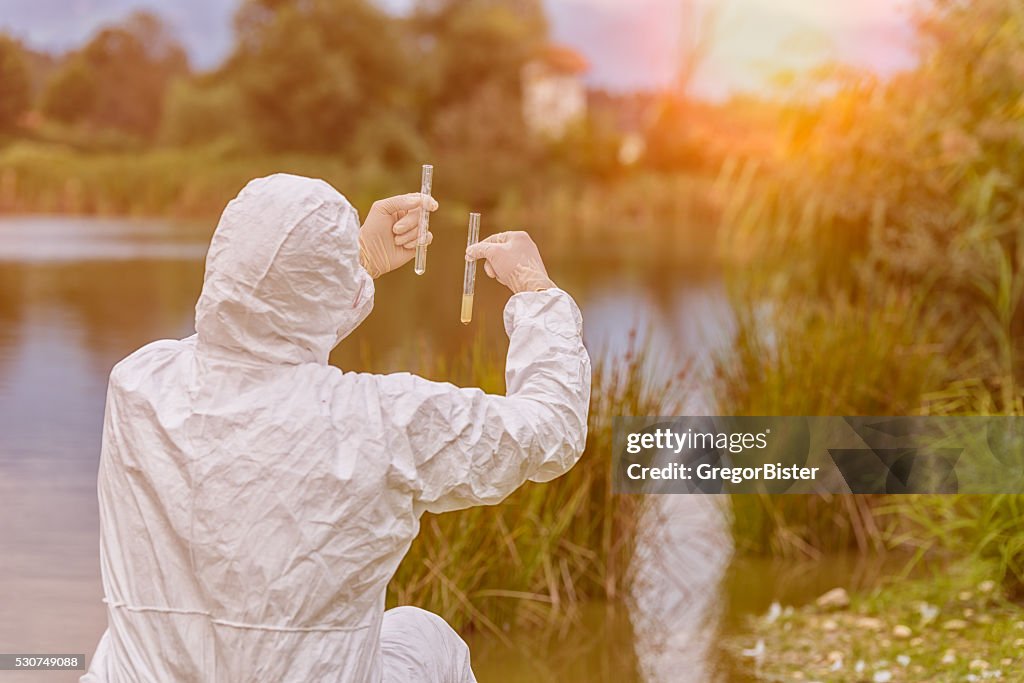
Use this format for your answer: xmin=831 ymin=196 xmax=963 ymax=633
xmin=81 ymin=173 xmax=591 ymax=682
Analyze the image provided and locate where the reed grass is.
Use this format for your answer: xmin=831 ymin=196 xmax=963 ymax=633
xmin=713 ymin=109 xmax=1024 ymax=575
xmin=714 ymin=160 xmax=1024 ymax=564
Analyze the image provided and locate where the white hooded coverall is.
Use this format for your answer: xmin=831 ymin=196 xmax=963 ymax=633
xmin=82 ymin=174 xmax=592 ymax=682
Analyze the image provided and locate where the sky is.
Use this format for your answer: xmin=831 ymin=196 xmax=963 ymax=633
xmin=0 ymin=0 xmax=918 ymax=98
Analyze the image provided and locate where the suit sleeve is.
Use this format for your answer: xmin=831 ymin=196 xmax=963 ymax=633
xmin=372 ymin=288 xmax=591 ymax=515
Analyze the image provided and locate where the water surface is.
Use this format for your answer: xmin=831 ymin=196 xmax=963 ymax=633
xmin=0 ymin=216 xmax=878 ymax=682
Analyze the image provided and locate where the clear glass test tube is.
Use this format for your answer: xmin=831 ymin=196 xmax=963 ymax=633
xmin=414 ymin=164 xmax=433 ymax=275
xmin=461 ymin=212 xmax=481 ymax=324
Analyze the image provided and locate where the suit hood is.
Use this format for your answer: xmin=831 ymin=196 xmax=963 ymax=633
xmin=195 ymin=174 xmax=373 ymax=365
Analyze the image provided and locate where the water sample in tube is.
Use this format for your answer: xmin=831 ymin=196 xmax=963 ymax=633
xmin=414 ymin=164 xmax=433 ymax=275
xmin=461 ymin=212 xmax=481 ymax=324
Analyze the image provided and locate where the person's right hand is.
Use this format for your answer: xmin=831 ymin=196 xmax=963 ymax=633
xmin=359 ymin=193 xmax=438 ymax=279
xmin=465 ymin=231 xmax=556 ymax=294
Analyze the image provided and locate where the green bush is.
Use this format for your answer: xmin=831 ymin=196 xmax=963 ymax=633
xmin=159 ymin=80 xmax=253 ymax=149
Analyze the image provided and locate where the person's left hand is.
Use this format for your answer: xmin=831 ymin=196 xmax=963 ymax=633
xmin=358 ymin=193 xmax=438 ymax=278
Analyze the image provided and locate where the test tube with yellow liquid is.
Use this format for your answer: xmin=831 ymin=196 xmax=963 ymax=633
xmin=461 ymin=212 xmax=481 ymax=324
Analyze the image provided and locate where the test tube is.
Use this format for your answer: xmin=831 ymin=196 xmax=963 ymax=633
xmin=414 ymin=164 xmax=433 ymax=275
xmin=461 ymin=212 xmax=481 ymax=324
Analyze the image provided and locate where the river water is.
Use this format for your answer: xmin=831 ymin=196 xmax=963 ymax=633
xmin=0 ymin=216 xmax=881 ymax=682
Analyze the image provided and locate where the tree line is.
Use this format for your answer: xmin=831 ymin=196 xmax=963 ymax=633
xmin=0 ymin=0 xmax=548 ymax=164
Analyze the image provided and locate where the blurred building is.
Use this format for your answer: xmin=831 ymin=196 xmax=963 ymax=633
xmin=521 ymin=44 xmax=588 ymax=139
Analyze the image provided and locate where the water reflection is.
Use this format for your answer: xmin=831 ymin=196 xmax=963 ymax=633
xmin=630 ymin=497 xmax=735 ymax=683
xmin=623 ymin=304 xmax=736 ymax=682
xmin=0 ymin=216 xmax=210 ymax=263
xmin=467 ymin=604 xmax=641 ymax=682
xmin=0 ymin=216 xmax=739 ymax=681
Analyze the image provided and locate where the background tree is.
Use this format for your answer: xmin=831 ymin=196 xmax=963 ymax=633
xmin=675 ymin=0 xmax=719 ymax=98
xmin=414 ymin=0 xmax=545 ymax=120
xmin=225 ymin=0 xmax=415 ymax=154
xmin=40 ymin=12 xmax=188 ymax=138
xmin=40 ymin=60 xmax=97 ymax=124
xmin=411 ymin=0 xmax=548 ymax=200
xmin=0 ymin=34 xmax=31 ymax=131
xmin=644 ymin=0 xmax=723 ymax=170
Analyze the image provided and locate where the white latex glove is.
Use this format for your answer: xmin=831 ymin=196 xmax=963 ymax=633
xmin=464 ymin=231 xmax=556 ymax=294
xmin=359 ymin=193 xmax=438 ymax=278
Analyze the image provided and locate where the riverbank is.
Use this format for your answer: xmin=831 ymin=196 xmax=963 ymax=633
xmin=0 ymin=141 xmax=721 ymax=266
xmin=727 ymin=561 xmax=1024 ymax=681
